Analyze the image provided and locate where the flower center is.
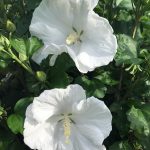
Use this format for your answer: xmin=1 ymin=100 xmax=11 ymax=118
xmin=63 ymin=114 xmax=71 ymax=144
xmin=66 ymin=32 xmax=80 ymax=46
xmin=66 ymin=28 xmax=83 ymax=46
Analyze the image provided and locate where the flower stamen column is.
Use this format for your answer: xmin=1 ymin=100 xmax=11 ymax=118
xmin=63 ymin=114 xmax=72 ymax=144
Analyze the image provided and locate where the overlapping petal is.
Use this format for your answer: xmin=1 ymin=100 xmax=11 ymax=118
xmin=72 ymin=125 xmax=107 ymax=150
xmin=30 ymin=0 xmax=73 ymax=45
xmin=72 ymin=97 xmax=112 ymax=142
xmin=32 ymin=84 xmax=86 ymax=122
xmin=76 ymin=12 xmax=117 ymax=72
xmin=24 ymin=85 xmax=112 ymax=150
xmin=30 ymin=0 xmax=117 ymax=73
xmin=24 ymin=104 xmax=53 ymax=150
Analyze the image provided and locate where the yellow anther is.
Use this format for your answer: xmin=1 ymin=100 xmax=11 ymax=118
xmin=66 ymin=32 xmax=79 ymax=45
xmin=63 ymin=114 xmax=71 ymax=144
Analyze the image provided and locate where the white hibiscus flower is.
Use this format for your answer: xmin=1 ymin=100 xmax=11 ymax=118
xmin=30 ymin=0 xmax=117 ymax=73
xmin=23 ymin=84 xmax=112 ymax=150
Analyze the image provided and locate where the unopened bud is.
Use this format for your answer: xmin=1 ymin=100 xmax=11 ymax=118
xmin=6 ymin=20 xmax=16 ymax=32
xmin=36 ymin=71 xmax=47 ymax=82
xmin=0 ymin=35 xmax=10 ymax=48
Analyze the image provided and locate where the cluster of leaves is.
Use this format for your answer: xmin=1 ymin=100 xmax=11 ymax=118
xmin=0 ymin=0 xmax=150 ymax=149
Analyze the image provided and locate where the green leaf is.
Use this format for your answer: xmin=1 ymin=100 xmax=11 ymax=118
xmin=116 ymin=0 xmax=124 ymax=6
xmin=127 ymin=106 xmax=150 ymax=136
xmin=10 ymin=37 xmax=43 ymax=58
xmin=45 ymin=53 xmax=74 ymax=88
xmin=115 ymin=34 xmax=141 ymax=65
xmin=7 ymin=97 xmax=33 ymax=134
xmin=94 ymin=72 xmax=118 ymax=86
xmin=26 ymin=37 xmax=43 ymax=57
xmin=14 ymin=97 xmax=33 ymax=116
xmin=7 ymin=114 xmax=24 ymax=134
xmin=118 ymin=0 xmax=132 ymax=10
xmin=48 ymin=67 xmax=70 ymax=88
xmin=75 ymin=76 xmax=107 ymax=98
xmin=117 ymin=10 xmax=132 ymax=22
xmin=10 ymin=38 xmax=26 ymax=55
xmin=109 ymin=141 xmax=132 ymax=150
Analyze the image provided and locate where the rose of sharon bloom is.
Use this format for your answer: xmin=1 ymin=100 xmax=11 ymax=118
xmin=30 ymin=0 xmax=117 ymax=73
xmin=23 ymin=84 xmax=112 ymax=150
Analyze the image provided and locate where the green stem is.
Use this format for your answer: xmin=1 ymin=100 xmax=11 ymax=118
xmin=132 ymin=0 xmax=142 ymax=39
xmin=2 ymin=48 xmax=34 ymax=75
xmin=132 ymin=23 xmax=138 ymax=39
xmin=12 ymin=54 xmax=34 ymax=75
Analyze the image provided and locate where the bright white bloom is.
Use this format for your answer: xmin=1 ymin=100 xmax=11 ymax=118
xmin=30 ymin=0 xmax=117 ymax=73
xmin=23 ymin=84 xmax=112 ymax=150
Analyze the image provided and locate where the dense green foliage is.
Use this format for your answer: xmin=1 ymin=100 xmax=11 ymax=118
xmin=0 ymin=0 xmax=150 ymax=149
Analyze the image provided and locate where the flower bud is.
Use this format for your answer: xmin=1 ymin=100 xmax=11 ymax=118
xmin=0 ymin=35 xmax=10 ymax=49
xmin=36 ymin=71 xmax=47 ymax=82
xmin=0 ymin=45 xmax=4 ymax=51
xmin=0 ymin=106 xmax=7 ymax=117
xmin=6 ymin=20 xmax=16 ymax=33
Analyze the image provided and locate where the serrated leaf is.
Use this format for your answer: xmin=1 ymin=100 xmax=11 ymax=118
xmin=127 ymin=106 xmax=150 ymax=136
xmin=116 ymin=0 xmax=124 ymax=6
xmin=115 ymin=34 xmax=141 ymax=65
xmin=10 ymin=38 xmax=26 ymax=55
xmin=119 ymin=0 xmax=132 ymax=10
xmin=94 ymin=72 xmax=118 ymax=86
xmin=26 ymin=37 xmax=43 ymax=57
xmin=10 ymin=37 xmax=43 ymax=58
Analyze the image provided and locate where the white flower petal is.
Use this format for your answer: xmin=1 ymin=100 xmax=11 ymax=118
xmin=32 ymin=84 xmax=86 ymax=122
xmin=72 ymin=97 xmax=112 ymax=141
xmin=76 ymin=12 xmax=117 ymax=73
xmin=24 ymin=85 xmax=111 ymax=150
xmin=32 ymin=44 xmax=66 ymax=64
xmin=23 ymin=104 xmax=53 ymax=150
xmin=71 ymin=125 xmax=107 ymax=150
xmin=88 ymin=0 xmax=99 ymax=9
xmin=30 ymin=0 xmax=73 ymax=46
xmin=32 ymin=45 xmax=52 ymax=64
xmin=70 ymin=0 xmax=89 ymax=31
xmin=49 ymin=54 xmax=58 ymax=66
xmin=65 ymin=45 xmax=91 ymax=73
xmin=30 ymin=0 xmax=117 ymax=73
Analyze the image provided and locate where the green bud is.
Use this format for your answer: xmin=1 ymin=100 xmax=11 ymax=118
xmin=19 ymin=53 xmax=28 ymax=62
xmin=0 ymin=106 xmax=6 ymax=116
xmin=140 ymin=49 xmax=148 ymax=57
xmin=36 ymin=71 xmax=47 ymax=82
xmin=6 ymin=20 xmax=16 ymax=33
xmin=0 ymin=45 xmax=4 ymax=51
xmin=0 ymin=35 xmax=10 ymax=48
